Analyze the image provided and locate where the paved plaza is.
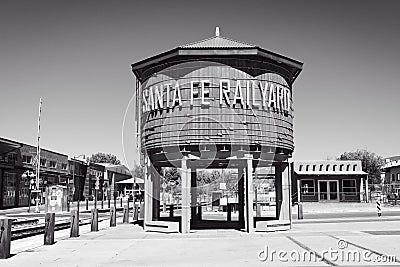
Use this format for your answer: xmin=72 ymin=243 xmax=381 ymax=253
xmin=3 ymin=210 xmax=400 ymax=267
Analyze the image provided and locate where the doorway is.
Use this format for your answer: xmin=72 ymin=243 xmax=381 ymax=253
xmin=318 ymin=180 xmax=339 ymax=201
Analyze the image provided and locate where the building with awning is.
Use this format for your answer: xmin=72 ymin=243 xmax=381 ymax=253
xmin=291 ymin=160 xmax=368 ymax=203
xmin=116 ymin=177 xmax=144 ymax=197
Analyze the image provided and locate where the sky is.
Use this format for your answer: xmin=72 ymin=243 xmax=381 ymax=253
xmin=1 ymin=0 xmax=399 ymax=168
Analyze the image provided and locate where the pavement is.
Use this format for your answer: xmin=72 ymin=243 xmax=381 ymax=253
xmin=1 ymin=202 xmax=400 ymax=266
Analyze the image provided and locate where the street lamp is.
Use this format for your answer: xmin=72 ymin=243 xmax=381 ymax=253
xmin=22 ymin=170 xmax=38 ymax=213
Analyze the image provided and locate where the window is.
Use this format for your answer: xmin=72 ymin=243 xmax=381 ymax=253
xmin=313 ymin=165 xmax=316 ymax=171
xmin=353 ymin=165 xmax=357 ymax=171
xmin=319 ymin=165 xmax=323 ymax=171
xmin=340 ymin=165 xmax=344 ymax=171
xmin=346 ymin=165 xmax=350 ymax=171
xmin=49 ymin=161 xmax=57 ymax=169
xmin=397 ymin=173 xmax=400 ymax=181
xmin=7 ymin=153 xmax=17 ymax=162
xmin=40 ymin=159 xmax=47 ymax=167
xmin=342 ymin=179 xmax=357 ymax=195
xmin=306 ymin=165 xmax=309 ymax=171
xmin=392 ymin=173 xmax=396 ymax=182
xmin=326 ymin=165 xmax=330 ymax=171
xmin=299 ymin=165 xmax=303 ymax=171
xmin=333 ymin=165 xmax=337 ymax=171
xmin=22 ymin=155 xmax=33 ymax=164
xmin=61 ymin=163 xmax=68 ymax=170
xmin=301 ymin=180 xmax=315 ymax=195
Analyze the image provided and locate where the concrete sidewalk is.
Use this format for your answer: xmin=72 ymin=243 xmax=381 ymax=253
xmin=3 ymin=218 xmax=400 ymax=266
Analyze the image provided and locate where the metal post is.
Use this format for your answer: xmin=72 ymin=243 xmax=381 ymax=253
xmin=101 ymin=188 xmax=104 ymax=209
xmin=86 ymin=197 xmax=89 ymax=210
xmin=298 ymin=203 xmax=304 ymax=220
xmin=94 ymin=189 xmax=97 ymax=209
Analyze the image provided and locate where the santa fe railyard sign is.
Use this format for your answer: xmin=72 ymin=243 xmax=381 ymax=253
xmin=142 ymin=79 xmax=291 ymax=113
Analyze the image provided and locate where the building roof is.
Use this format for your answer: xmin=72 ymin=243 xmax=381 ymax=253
xmin=293 ymin=160 xmax=367 ymax=175
xmin=181 ymin=35 xmax=255 ymax=49
xmin=131 ymin=28 xmax=303 ymax=84
xmin=383 ymin=159 xmax=400 ymax=170
xmin=0 ymin=137 xmax=22 ymax=154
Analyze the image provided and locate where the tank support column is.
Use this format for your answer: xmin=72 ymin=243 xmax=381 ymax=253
xmin=245 ymin=154 xmax=254 ymax=233
xmin=181 ymin=156 xmax=191 ymax=233
xmin=238 ymin=166 xmax=245 ymax=228
xmin=153 ymin=167 xmax=161 ymax=221
xmin=276 ymin=163 xmax=291 ymax=222
xmin=144 ymin=155 xmax=153 ymax=229
xmin=191 ymin=168 xmax=197 ymax=227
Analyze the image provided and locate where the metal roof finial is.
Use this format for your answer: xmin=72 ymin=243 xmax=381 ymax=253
xmin=215 ymin=26 xmax=220 ymax=37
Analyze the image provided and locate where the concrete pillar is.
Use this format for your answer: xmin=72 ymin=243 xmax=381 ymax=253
xmin=181 ymin=156 xmax=190 ymax=233
xmin=44 ymin=213 xmax=55 ymax=245
xmin=0 ymin=218 xmax=12 ymax=259
xmin=245 ymin=154 xmax=254 ymax=233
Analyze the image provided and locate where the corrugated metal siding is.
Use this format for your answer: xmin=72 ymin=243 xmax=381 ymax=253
xmin=181 ymin=36 xmax=255 ymax=49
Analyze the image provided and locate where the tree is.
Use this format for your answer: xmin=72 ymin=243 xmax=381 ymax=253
xmin=89 ymin=153 xmax=121 ymax=165
xmin=132 ymin=164 xmax=144 ymax=179
xmin=337 ymin=149 xmax=384 ymax=187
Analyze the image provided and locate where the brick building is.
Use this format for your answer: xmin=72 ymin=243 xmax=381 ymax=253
xmin=0 ymin=137 xmax=69 ymax=209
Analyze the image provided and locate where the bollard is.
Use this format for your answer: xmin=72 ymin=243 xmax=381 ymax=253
xmin=120 ymin=197 xmax=123 ymax=207
xmin=139 ymin=203 xmax=145 ymax=220
xmin=133 ymin=204 xmax=139 ymax=221
xmin=86 ymin=198 xmax=89 ymax=211
xmin=110 ymin=206 xmax=116 ymax=227
xmin=227 ymin=204 xmax=232 ymax=221
xmin=0 ymin=218 xmax=12 ymax=259
xmin=70 ymin=210 xmax=79 ymax=237
xmin=256 ymin=203 xmax=261 ymax=217
xmin=108 ymin=198 xmax=110 ymax=208
xmin=123 ymin=205 xmax=129 ymax=223
xmin=44 ymin=213 xmax=55 ymax=245
xmin=101 ymin=198 xmax=104 ymax=209
xmin=91 ymin=208 xmax=98 ymax=232
xmin=298 ymin=203 xmax=304 ymax=220
xmin=168 ymin=204 xmax=174 ymax=218
xmin=377 ymin=200 xmax=382 ymax=217
xmin=197 ymin=205 xmax=202 ymax=220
